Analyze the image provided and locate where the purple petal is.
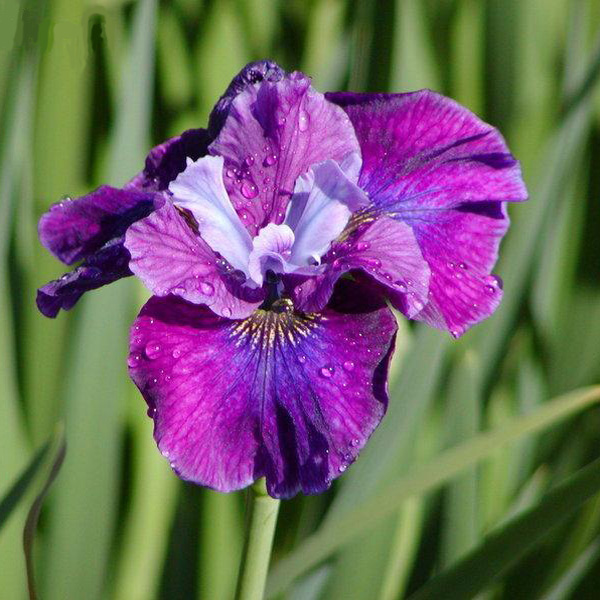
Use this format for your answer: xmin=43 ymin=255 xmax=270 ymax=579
xmin=36 ymin=240 xmax=131 ymax=318
xmin=327 ymin=90 xmax=527 ymax=334
xmin=169 ymin=155 xmax=253 ymax=274
xmin=286 ymin=158 xmax=369 ymax=266
xmin=209 ymin=72 xmax=360 ymax=235
xmin=327 ymin=90 xmax=527 ymax=211
xmin=208 ymin=60 xmax=286 ymax=138
xmin=38 ymin=186 xmax=158 ymax=265
xmin=290 ymin=217 xmax=430 ymax=317
xmin=128 ymin=279 xmax=397 ymax=498
xmin=410 ymin=204 xmax=509 ymax=337
xmin=128 ymin=128 xmax=211 ymax=192
xmin=248 ymin=223 xmax=296 ymax=286
xmin=125 ymin=201 xmax=264 ymax=319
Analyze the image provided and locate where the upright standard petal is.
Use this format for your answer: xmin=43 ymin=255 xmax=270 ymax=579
xmin=327 ymin=90 xmax=528 ymax=335
xmin=128 ymin=280 xmax=397 ymax=498
xmin=169 ymin=155 xmax=253 ymax=274
xmin=125 ymin=201 xmax=264 ymax=319
xmin=38 ymin=186 xmax=158 ymax=265
xmin=286 ymin=158 xmax=369 ymax=266
xmin=209 ymin=72 xmax=361 ymax=235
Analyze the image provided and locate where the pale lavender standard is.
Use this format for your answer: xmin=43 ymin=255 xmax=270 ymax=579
xmin=37 ymin=61 xmax=527 ymax=498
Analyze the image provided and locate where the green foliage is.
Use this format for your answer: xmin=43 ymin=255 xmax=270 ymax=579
xmin=1 ymin=1 xmax=600 ymax=598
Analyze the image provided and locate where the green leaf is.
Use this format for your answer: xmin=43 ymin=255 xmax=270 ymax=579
xmin=0 ymin=443 xmax=49 ymax=534
xmin=23 ymin=426 xmax=67 ymax=600
xmin=407 ymin=458 xmax=600 ymax=600
xmin=266 ymin=386 xmax=600 ymax=597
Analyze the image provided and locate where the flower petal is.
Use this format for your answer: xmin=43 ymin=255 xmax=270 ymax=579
xmin=38 ymin=186 xmax=158 ymax=265
xmin=248 ymin=223 xmax=296 ymax=286
xmin=36 ymin=240 xmax=131 ymax=318
xmin=327 ymin=90 xmax=527 ymax=211
xmin=286 ymin=158 xmax=369 ymax=266
xmin=125 ymin=201 xmax=264 ymax=319
xmin=209 ymin=72 xmax=360 ymax=235
xmin=290 ymin=217 xmax=430 ymax=317
xmin=128 ymin=279 xmax=397 ymax=498
xmin=128 ymin=128 xmax=211 ymax=192
xmin=327 ymin=90 xmax=527 ymax=334
xmin=169 ymin=155 xmax=253 ymax=274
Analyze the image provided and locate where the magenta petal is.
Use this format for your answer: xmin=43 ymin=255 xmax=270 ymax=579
xmin=36 ymin=240 xmax=131 ymax=318
xmin=128 ymin=280 xmax=397 ymax=498
xmin=291 ymin=217 xmax=430 ymax=317
xmin=125 ymin=201 xmax=264 ymax=319
xmin=209 ymin=72 xmax=360 ymax=235
xmin=38 ymin=186 xmax=158 ymax=265
xmin=127 ymin=128 xmax=211 ymax=192
xmin=327 ymin=90 xmax=527 ymax=210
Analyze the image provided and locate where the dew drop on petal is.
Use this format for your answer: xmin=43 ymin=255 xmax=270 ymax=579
xmin=298 ymin=355 xmax=307 ymax=364
xmin=145 ymin=343 xmax=161 ymax=359
xmin=364 ymin=257 xmax=381 ymax=269
xmin=338 ymin=464 xmax=347 ymax=473
xmin=172 ymin=348 xmax=181 ymax=359
xmin=199 ymin=281 xmax=214 ymax=296
xmin=244 ymin=155 xmax=255 ymax=167
xmin=222 ymin=307 xmax=232 ymax=318
xmin=298 ymin=110 xmax=309 ymax=131
xmin=263 ymin=153 xmax=278 ymax=167
xmin=343 ymin=361 xmax=355 ymax=372
xmin=320 ymin=365 xmax=335 ymax=378
xmin=240 ymin=180 xmax=259 ymax=199
xmin=356 ymin=241 xmax=370 ymax=252
xmin=451 ymin=330 xmax=460 ymax=339
xmin=127 ymin=353 xmax=140 ymax=368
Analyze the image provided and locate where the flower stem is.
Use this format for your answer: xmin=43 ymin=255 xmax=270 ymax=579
xmin=234 ymin=479 xmax=280 ymax=600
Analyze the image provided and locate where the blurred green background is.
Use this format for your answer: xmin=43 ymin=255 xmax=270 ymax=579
xmin=2 ymin=0 xmax=600 ymax=599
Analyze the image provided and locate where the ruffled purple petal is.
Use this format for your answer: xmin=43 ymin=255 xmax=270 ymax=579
xmin=36 ymin=239 xmax=131 ymax=318
xmin=127 ymin=128 xmax=211 ymax=192
xmin=208 ymin=60 xmax=286 ymax=138
xmin=327 ymin=90 xmax=527 ymax=335
xmin=209 ymin=72 xmax=360 ymax=236
xmin=125 ymin=201 xmax=264 ymax=319
xmin=290 ymin=217 xmax=430 ymax=317
xmin=248 ymin=223 xmax=296 ymax=286
xmin=38 ymin=186 xmax=158 ymax=265
xmin=128 ymin=279 xmax=397 ymax=498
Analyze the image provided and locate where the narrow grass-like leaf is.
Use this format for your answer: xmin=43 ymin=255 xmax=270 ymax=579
xmin=407 ymin=458 xmax=600 ymax=600
xmin=0 ymin=443 xmax=48 ymax=534
xmin=266 ymin=386 xmax=600 ymax=596
xmin=23 ymin=426 xmax=66 ymax=600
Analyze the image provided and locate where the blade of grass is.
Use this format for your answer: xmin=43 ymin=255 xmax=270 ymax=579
xmin=407 ymin=458 xmax=600 ymax=600
xmin=23 ymin=425 xmax=66 ymax=600
xmin=266 ymin=385 xmax=600 ymax=596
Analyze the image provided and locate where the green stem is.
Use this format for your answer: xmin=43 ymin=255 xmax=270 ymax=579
xmin=235 ymin=479 xmax=280 ymax=600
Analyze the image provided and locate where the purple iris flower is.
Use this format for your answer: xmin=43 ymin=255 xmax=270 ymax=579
xmin=37 ymin=61 xmax=527 ymax=498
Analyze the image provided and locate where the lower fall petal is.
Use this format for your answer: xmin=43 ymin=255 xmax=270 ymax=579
xmin=128 ymin=280 xmax=397 ymax=498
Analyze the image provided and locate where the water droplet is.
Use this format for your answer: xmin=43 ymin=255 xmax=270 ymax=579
xmin=127 ymin=353 xmax=140 ymax=367
xmin=298 ymin=110 xmax=309 ymax=131
xmin=238 ymin=208 xmax=255 ymax=224
xmin=350 ymin=438 xmax=359 ymax=447
xmin=244 ymin=155 xmax=255 ymax=167
xmin=343 ymin=361 xmax=355 ymax=372
xmin=240 ymin=180 xmax=258 ymax=199
xmin=222 ymin=307 xmax=232 ymax=318
xmin=459 ymin=262 xmax=467 ymax=269
xmin=145 ymin=343 xmax=161 ymax=359
xmin=364 ymin=257 xmax=381 ymax=269
xmin=320 ymin=366 xmax=335 ymax=378
xmin=172 ymin=348 xmax=181 ymax=358
xmin=451 ymin=330 xmax=460 ymax=338
xmin=226 ymin=168 xmax=236 ymax=178
xmin=147 ymin=407 xmax=156 ymax=418
xmin=298 ymin=355 xmax=307 ymax=364
xmin=338 ymin=464 xmax=347 ymax=473
xmin=263 ymin=153 xmax=278 ymax=167
xmin=396 ymin=282 xmax=407 ymax=293
xmin=200 ymin=281 xmax=214 ymax=296
xmin=447 ymin=261 xmax=455 ymax=269
xmin=356 ymin=241 xmax=370 ymax=252
xmin=277 ymin=116 xmax=287 ymax=126
xmin=413 ymin=300 xmax=424 ymax=311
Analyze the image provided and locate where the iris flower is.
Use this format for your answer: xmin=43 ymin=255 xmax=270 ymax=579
xmin=37 ymin=61 xmax=527 ymax=498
